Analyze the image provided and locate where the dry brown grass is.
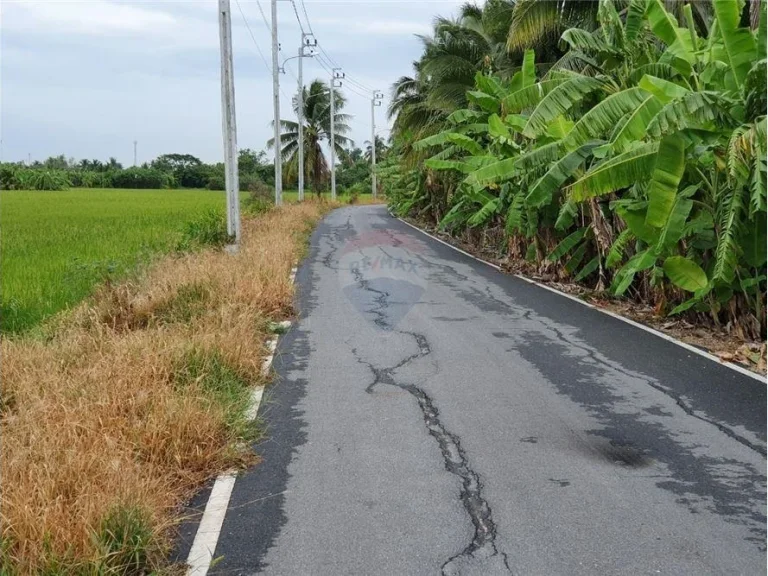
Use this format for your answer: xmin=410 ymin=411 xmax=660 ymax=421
xmin=0 ymin=201 xmax=331 ymax=574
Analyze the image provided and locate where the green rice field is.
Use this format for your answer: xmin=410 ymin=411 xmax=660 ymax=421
xmin=0 ymin=188 xmax=246 ymax=334
xmin=1 ymin=187 xmax=374 ymax=334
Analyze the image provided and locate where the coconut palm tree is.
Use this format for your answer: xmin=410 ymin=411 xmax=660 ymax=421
xmin=506 ymin=0 xmax=599 ymax=54
xmin=106 ymin=157 xmax=123 ymax=171
xmin=389 ymin=68 xmax=444 ymax=137
xmin=268 ymin=79 xmax=353 ymax=196
xmin=418 ymin=0 xmax=518 ymax=113
xmin=363 ymin=136 xmax=388 ymax=163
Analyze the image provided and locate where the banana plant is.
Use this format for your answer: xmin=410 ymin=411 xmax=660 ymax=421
xmin=388 ymin=0 xmax=766 ymax=338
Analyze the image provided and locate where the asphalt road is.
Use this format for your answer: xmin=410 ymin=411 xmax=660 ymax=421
xmin=205 ymin=205 xmax=766 ymax=575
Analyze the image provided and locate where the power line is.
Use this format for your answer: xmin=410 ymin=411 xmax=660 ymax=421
xmin=235 ymin=0 xmax=295 ymax=102
xmin=288 ymin=0 xmax=377 ymax=95
xmin=314 ymin=48 xmax=375 ymax=93
xmin=313 ymin=52 xmax=333 ymax=74
xmin=316 ymin=46 xmax=376 ymax=94
xmin=234 ymin=0 xmax=272 ymax=73
xmin=342 ymin=81 xmax=372 ymax=100
xmin=315 ymin=53 xmax=368 ymax=92
xmin=310 ymin=51 xmax=371 ymax=100
xmin=343 ymin=74 xmax=376 ymax=94
xmin=298 ymin=0 xmax=314 ymax=35
xmin=316 ymin=45 xmax=341 ymax=70
xmin=289 ymin=0 xmax=307 ymax=35
xmin=317 ymin=45 xmax=373 ymax=92
xmin=255 ymin=0 xmax=271 ymax=34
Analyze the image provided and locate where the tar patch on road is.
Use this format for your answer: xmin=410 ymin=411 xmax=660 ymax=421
xmin=515 ymin=331 xmax=767 ymax=548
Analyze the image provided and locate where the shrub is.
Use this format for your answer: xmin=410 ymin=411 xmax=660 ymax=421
xmin=69 ymin=170 xmax=110 ymax=188
xmin=177 ymin=209 xmax=232 ymax=250
xmin=0 ymin=164 xmax=22 ymax=190
xmin=21 ymin=170 xmax=70 ymax=191
xmin=345 ymin=182 xmax=366 ymax=204
xmin=207 ymin=174 xmax=263 ymax=192
xmin=206 ymin=174 xmax=225 ymax=190
xmin=245 ymin=181 xmax=274 ymax=215
xmin=239 ymin=173 xmax=261 ymax=192
xmin=110 ymin=168 xmax=174 ymax=190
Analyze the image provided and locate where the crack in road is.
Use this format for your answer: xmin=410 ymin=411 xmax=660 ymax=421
xmin=347 ymin=272 xmax=513 ymax=575
xmin=350 ymin=260 xmax=391 ymax=330
xmin=323 ymin=209 xmax=763 ymax=572
xmin=320 ymin=213 xmax=353 ymax=270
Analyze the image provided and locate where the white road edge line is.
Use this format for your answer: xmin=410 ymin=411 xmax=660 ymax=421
xmin=185 ymin=473 xmax=236 ymax=576
xmin=395 ymin=216 xmax=764 ymax=383
xmin=185 ymin=265 xmax=299 ymax=576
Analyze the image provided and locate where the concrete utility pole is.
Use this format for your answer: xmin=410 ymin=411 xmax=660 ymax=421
xmin=298 ymin=45 xmax=305 ymax=202
xmin=297 ymin=33 xmax=316 ymax=202
xmin=330 ymin=68 xmax=343 ymax=201
xmin=271 ymin=0 xmax=282 ymax=206
xmin=133 ymin=140 xmax=138 ymax=167
xmin=218 ymin=0 xmax=240 ymax=243
xmin=371 ymin=91 xmax=383 ymax=198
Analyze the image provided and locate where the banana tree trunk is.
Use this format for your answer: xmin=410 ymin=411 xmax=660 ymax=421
xmin=751 ymin=0 xmax=761 ymax=29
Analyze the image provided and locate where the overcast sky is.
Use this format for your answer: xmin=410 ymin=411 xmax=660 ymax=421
xmin=1 ymin=0 xmax=465 ymax=166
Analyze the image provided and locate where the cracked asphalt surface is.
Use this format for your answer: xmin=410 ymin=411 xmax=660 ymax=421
xmin=205 ymin=205 xmax=766 ymax=575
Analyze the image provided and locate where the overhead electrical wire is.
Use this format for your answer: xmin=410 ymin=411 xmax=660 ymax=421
xmin=233 ymin=0 xmax=379 ymax=105
xmin=316 ymin=49 xmax=375 ymax=94
xmin=298 ymin=0 xmax=315 ymax=35
xmin=254 ymin=0 xmax=272 ymax=35
xmin=289 ymin=0 xmax=307 ymax=35
xmin=312 ymin=53 xmax=366 ymax=98
xmin=234 ymin=0 xmax=294 ymax=101
xmin=234 ymin=0 xmax=272 ymax=74
xmin=287 ymin=0 xmax=378 ymax=99
xmin=313 ymin=51 xmax=373 ymax=98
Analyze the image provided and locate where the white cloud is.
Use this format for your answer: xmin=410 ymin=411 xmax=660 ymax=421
xmin=314 ymin=17 xmax=431 ymax=36
xmin=5 ymin=0 xmax=178 ymax=36
xmin=364 ymin=20 xmax=432 ymax=36
xmin=1 ymin=0 xmax=456 ymax=165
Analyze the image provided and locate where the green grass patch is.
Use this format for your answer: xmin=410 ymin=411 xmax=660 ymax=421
xmin=176 ymin=209 xmax=232 ymax=251
xmin=0 ymin=188 xmax=247 ymax=334
xmin=281 ymin=190 xmax=376 ymax=204
xmin=95 ymin=504 xmax=157 ymax=576
xmin=155 ymin=282 xmax=214 ymax=325
xmin=173 ymin=349 xmax=258 ymax=444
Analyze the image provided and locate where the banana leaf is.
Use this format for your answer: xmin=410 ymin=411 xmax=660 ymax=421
xmin=561 ymin=87 xmax=651 ymax=151
xmin=646 ymin=135 xmax=686 ymax=228
xmin=523 ymin=76 xmax=606 ymax=138
xmin=569 ymin=143 xmax=659 ymax=201
xmin=527 ymin=142 xmax=600 ymax=207
xmin=712 ymin=0 xmax=758 ymax=88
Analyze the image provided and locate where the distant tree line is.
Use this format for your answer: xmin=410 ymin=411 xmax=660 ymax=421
xmin=0 ymin=141 xmax=388 ymax=195
xmin=0 ymin=150 xmax=277 ymax=192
